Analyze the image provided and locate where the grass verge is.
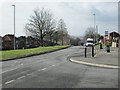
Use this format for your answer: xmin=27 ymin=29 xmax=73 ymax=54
xmin=0 ymin=46 xmax=70 ymax=61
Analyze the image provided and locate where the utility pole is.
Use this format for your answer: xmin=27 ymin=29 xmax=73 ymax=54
xmin=26 ymin=24 xmax=28 ymax=49
xmin=96 ymin=25 xmax=98 ymax=41
xmin=12 ymin=5 xmax=15 ymax=50
xmin=93 ymin=13 xmax=96 ymax=44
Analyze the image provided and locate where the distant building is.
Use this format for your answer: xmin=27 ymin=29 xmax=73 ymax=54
xmin=17 ymin=36 xmax=26 ymax=49
xmin=27 ymin=36 xmax=40 ymax=48
xmin=2 ymin=34 xmax=15 ymax=50
xmin=2 ymin=34 xmax=60 ymax=50
xmin=109 ymin=32 xmax=120 ymax=48
xmin=0 ymin=36 xmax=2 ymax=50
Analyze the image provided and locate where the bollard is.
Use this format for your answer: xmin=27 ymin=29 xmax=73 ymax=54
xmin=106 ymin=45 xmax=110 ymax=52
xmin=85 ymin=47 xmax=87 ymax=58
xmin=100 ymin=43 xmax=103 ymax=49
xmin=92 ymin=45 xmax=94 ymax=57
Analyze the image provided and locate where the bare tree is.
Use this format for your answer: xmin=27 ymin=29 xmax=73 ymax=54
xmin=84 ymin=27 xmax=95 ymax=39
xmin=83 ymin=27 xmax=100 ymax=43
xmin=45 ymin=18 xmax=56 ymax=44
xmin=70 ymin=36 xmax=81 ymax=46
xmin=57 ymin=19 xmax=68 ymax=45
xmin=25 ymin=8 xmax=54 ymax=47
xmin=53 ymin=30 xmax=59 ymax=44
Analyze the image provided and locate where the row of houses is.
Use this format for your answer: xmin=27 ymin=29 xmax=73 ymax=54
xmin=0 ymin=34 xmax=57 ymax=50
xmin=109 ymin=32 xmax=120 ymax=48
xmin=99 ymin=31 xmax=120 ymax=48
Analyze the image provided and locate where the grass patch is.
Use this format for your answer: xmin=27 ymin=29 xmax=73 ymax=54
xmin=0 ymin=46 xmax=69 ymax=60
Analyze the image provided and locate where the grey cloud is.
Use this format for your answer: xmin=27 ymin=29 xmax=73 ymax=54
xmin=90 ymin=2 xmax=117 ymax=23
xmin=1 ymin=2 xmax=118 ymax=37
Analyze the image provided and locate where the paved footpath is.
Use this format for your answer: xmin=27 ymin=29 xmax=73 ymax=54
xmin=70 ymin=47 xmax=119 ymax=69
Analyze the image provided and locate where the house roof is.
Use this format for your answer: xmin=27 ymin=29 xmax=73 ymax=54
xmin=110 ymin=32 xmax=120 ymax=37
xmin=3 ymin=34 xmax=14 ymax=42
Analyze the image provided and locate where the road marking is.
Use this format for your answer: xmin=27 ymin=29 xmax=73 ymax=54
xmin=21 ymin=64 xmax=23 ymax=66
xmin=26 ymin=74 xmax=31 ymax=76
xmin=1 ymin=64 xmax=24 ymax=74
xmin=52 ymin=64 xmax=55 ymax=67
xmin=0 ymin=84 xmax=2 ymax=86
xmin=17 ymin=76 xmax=26 ymax=80
xmin=5 ymin=80 xmax=15 ymax=84
xmin=1 ymin=68 xmax=18 ymax=74
xmin=41 ymin=68 xmax=47 ymax=71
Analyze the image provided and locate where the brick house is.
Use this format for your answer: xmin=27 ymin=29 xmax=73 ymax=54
xmin=109 ymin=32 xmax=120 ymax=47
xmin=27 ymin=36 xmax=40 ymax=48
xmin=2 ymin=34 xmax=15 ymax=50
xmin=17 ymin=36 xmax=26 ymax=49
xmin=0 ymin=36 xmax=2 ymax=50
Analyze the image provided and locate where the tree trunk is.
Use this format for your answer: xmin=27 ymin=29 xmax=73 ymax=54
xmin=41 ymin=38 xmax=43 ymax=47
xmin=62 ymin=37 xmax=64 ymax=45
xmin=40 ymin=30 xmax=43 ymax=47
xmin=50 ymin=34 xmax=52 ymax=43
xmin=56 ymin=39 xmax=58 ymax=44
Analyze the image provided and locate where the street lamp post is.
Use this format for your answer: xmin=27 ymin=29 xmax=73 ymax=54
xmin=93 ymin=13 xmax=96 ymax=44
xmin=96 ymin=25 xmax=98 ymax=41
xmin=26 ymin=24 xmax=28 ymax=49
xmin=12 ymin=5 xmax=15 ymax=50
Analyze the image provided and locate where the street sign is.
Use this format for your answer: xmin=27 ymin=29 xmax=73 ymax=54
xmin=104 ymin=31 xmax=109 ymax=46
xmin=105 ymin=31 xmax=108 ymax=36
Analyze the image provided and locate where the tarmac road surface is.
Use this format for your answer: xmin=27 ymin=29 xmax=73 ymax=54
xmin=1 ymin=46 xmax=118 ymax=88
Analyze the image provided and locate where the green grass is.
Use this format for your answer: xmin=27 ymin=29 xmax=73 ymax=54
xmin=0 ymin=46 xmax=69 ymax=60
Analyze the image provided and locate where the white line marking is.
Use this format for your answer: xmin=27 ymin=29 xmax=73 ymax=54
xmin=52 ymin=65 xmax=55 ymax=67
xmin=1 ymin=68 xmax=17 ymax=74
xmin=17 ymin=76 xmax=25 ymax=80
xmin=1 ymin=64 xmax=24 ymax=74
xmin=27 ymin=74 xmax=31 ymax=76
xmin=41 ymin=68 xmax=47 ymax=71
xmin=5 ymin=80 xmax=15 ymax=84
xmin=0 ymin=84 xmax=2 ymax=86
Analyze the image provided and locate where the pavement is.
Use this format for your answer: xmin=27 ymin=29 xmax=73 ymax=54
xmin=70 ymin=47 xmax=119 ymax=69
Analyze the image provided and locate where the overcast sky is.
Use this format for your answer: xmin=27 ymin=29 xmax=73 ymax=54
xmin=0 ymin=0 xmax=119 ymax=37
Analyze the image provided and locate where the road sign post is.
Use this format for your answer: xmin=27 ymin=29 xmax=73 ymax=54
xmin=92 ymin=45 xmax=94 ymax=57
xmin=85 ymin=47 xmax=87 ymax=58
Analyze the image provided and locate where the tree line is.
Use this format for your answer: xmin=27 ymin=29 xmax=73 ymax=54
xmin=83 ymin=26 xmax=101 ymax=43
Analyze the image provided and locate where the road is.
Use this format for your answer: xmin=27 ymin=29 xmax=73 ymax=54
xmin=1 ymin=46 xmax=118 ymax=88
